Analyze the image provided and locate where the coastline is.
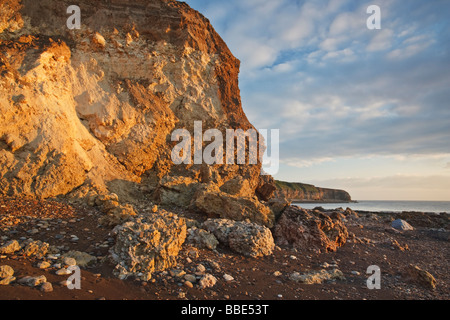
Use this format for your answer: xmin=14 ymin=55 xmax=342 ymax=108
xmin=291 ymin=200 xmax=358 ymax=204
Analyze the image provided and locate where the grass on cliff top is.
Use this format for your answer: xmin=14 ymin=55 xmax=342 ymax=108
xmin=275 ymin=180 xmax=319 ymax=193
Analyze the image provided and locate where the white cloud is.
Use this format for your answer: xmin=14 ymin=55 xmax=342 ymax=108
xmin=366 ymin=29 xmax=394 ymax=52
xmin=281 ymin=157 xmax=335 ymax=168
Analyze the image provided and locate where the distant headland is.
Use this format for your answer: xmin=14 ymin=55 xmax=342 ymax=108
xmin=274 ymin=180 xmax=354 ymax=203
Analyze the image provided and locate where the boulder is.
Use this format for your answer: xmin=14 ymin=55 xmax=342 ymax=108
xmin=392 ymin=219 xmax=414 ymax=231
xmin=273 ymin=206 xmax=348 ymax=253
xmin=203 ymin=219 xmax=275 ymax=257
xmin=406 ymin=265 xmax=436 ymax=290
xmin=22 ymin=240 xmax=49 ymax=258
xmin=0 ymin=240 xmax=21 ymax=254
xmin=0 ymin=265 xmax=14 ymax=279
xmin=62 ymin=251 xmax=97 ymax=268
xmin=186 ymin=227 xmax=219 ymax=250
xmin=110 ymin=210 xmax=186 ymax=281
xmin=194 ymin=184 xmax=275 ymax=228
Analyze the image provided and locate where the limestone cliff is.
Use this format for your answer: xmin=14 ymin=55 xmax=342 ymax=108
xmin=274 ymin=180 xmax=352 ymax=202
xmin=0 ymin=0 xmax=275 ymax=226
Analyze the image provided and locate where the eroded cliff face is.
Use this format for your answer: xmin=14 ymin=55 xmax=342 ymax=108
xmin=0 ymin=0 xmax=275 ymax=226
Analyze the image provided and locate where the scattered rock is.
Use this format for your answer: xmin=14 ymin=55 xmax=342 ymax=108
xmin=390 ymin=239 xmax=409 ymax=251
xmin=194 ymin=184 xmax=275 ymax=228
xmin=198 ymin=274 xmax=217 ymax=289
xmin=406 ymin=265 xmax=436 ymax=290
xmin=0 ymin=240 xmax=21 ymax=254
xmin=186 ymin=227 xmax=219 ymax=250
xmin=203 ymin=219 xmax=275 ymax=257
xmin=40 ymin=282 xmax=53 ymax=293
xmin=196 ymin=264 xmax=206 ymax=273
xmin=289 ymin=272 xmax=302 ymax=282
xmin=0 ymin=265 xmax=14 ymax=279
xmin=22 ymin=240 xmax=49 ymax=258
xmin=63 ymin=257 xmax=77 ymax=267
xmin=170 ymin=270 xmax=186 ymax=278
xmin=62 ymin=251 xmax=97 ymax=267
xmin=291 ymin=269 xmax=345 ymax=284
xmin=37 ymin=261 xmax=51 ymax=269
xmin=184 ymin=274 xmax=197 ymax=283
xmin=92 ymin=32 xmax=106 ymax=48
xmin=184 ymin=281 xmax=194 ymax=288
xmin=392 ymin=219 xmax=414 ymax=231
xmin=223 ymin=274 xmax=234 ymax=282
xmin=18 ymin=275 xmax=47 ymax=287
xmin=55 ymin=268 xmax=72 ymax=276
xmin=0 ymin=276 xmax=15 ymax=285
xmin=274 ymin=206 xmax=348 ymax=253
xmin=110 ymin=211 xmax=186 ymax=281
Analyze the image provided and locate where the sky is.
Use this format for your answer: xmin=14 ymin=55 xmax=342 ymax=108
xmin=183 ymin=0 xmax=450 ymax=201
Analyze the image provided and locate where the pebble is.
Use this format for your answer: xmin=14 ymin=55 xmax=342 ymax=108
xmin=40 ymin=282 xmax=53 ymax=293
xmin=55 ymin=268 xmax=72 ymax=275
xmin=196 ymin=264 xmax=206 ymax=273
xmin=273 ymin=271 xmax=282 ymax=277
xmin=37 ymin=261 xmax=51 ymax=269
xmin=184 ymin=274 xmax=196 ymax=283
xmin=351 ymin=271 xmax=360 ymax=276
xmin=184 ymin=281 xmax=194 ymax=288
xmin=63 ymin=257 xmax=77 ymax=266
xmin=223 ymin=274 xmax=234 ymax=282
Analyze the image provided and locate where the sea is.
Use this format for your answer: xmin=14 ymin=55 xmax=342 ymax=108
xmin=292 ymin=200 xmax=450 ymax=214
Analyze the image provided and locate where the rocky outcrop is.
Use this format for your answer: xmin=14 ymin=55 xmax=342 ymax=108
xmin=274 ymin=180 xmax=352 ymax=202
xmin=0 ymin=0 xmax=274 ymax=226
xmin=274 ymin=206 xmax=348 ymax=253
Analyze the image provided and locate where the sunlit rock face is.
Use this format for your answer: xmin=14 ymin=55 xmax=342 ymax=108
xmin=0 ymin=0 xmax=275 ymax=226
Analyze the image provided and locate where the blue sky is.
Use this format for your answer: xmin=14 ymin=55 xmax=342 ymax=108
xmin=183 ymin=0 xmax=450 ymax=200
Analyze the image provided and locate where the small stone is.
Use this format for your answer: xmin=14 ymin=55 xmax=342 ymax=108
xmin=184 ymin=274 xmax=196 ymax=283
xmin=0 ymin=276 xmax=16 ymax=285
xmin=196 ymin=264 xmax=206 ymax=273
xmin=198 ymin=274 xmax=217 ymax=289
xmin=273 ymin=271 xmax=282 ymax=277
xmin=18 ymin=275 xmax=47 ymax=287
xmin=184 ymin=281 xmax=194 ymax=288
xmin=55 ymin=268 xmax=72 ymax=275
xmin=40 ymin=282 xmax=53 ymax=293
xmin=277 ymin=294 xmax=283 ymax=298
xmin=289 ymin=272 xmax=302 ymax=282
xmin=351 ymin=271 xmax=360 ymax=276
xmin=223 ymin=274 xmax=234 ymax=282
xmin=170 ymin=270 xmax=186 ymax=278
xmin=151 ymin=205 xmax=158 ymax=213
xmin=63 ymin=257 xmax=77 ymax=266
xmin=37 ymin=261 xmax=51 ymax=269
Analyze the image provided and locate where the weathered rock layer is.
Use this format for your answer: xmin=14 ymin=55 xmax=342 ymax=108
xmin=0 ymin=0 xmax=275 ymax=225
